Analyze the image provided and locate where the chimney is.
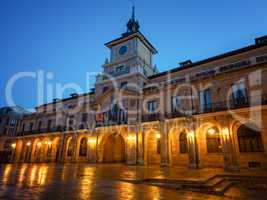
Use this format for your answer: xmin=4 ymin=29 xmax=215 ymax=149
xmin=179 ymin=60 xmax=192 ymax=67
xmin=255 ymin=35 xmax=267 ymax=45
xmin=70 ymin=93 xmax=78 ymax=98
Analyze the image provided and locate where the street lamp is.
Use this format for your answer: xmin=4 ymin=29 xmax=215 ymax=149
xmin=156 ymin=133 xmax=161 ymax=139
xmin=11 ymin=143 xmax=16 ymax=149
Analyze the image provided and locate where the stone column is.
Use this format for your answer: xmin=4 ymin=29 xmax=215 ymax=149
xmin=72 ymin=132 xmax=78 ymax=163
xmin=58 ymin=134 xmax=66 ymax=163
xmin=160 ymin=122 xmax=169 ymax=166
xmin=137 ymin=126 xmax=145 ymax=165
xmin=187 ymin=119 xmax=200 ymax=169
xmin=87 ymin=133 xmax=97 ymax=163
xmin=126 ymin=125 xmax=137 ymax=165
xmin=10 ymin=139 xmax=17 ymax=163
xmin=219 ymin=117 xmax=240 ymax=171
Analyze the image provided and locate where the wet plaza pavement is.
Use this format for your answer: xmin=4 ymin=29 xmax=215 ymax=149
xmin=0 ymin=163 xmax=267 ymax=200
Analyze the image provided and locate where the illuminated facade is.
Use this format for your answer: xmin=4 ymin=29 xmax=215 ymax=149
xmin=1 ymin=8 xmax=267 ymax=170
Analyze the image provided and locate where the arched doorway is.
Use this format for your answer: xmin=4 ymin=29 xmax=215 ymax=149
xmin=103 ymin=134 xmax=125 ymax=163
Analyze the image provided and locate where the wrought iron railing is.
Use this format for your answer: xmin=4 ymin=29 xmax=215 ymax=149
xmin=165 ymin=94 xmax=267 ymax=119
xmin=142 ymin=113 xmax=160 ymax=122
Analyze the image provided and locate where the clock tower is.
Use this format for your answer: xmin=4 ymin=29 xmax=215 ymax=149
xmin=95 ymin=6 xmax=158 ymax=97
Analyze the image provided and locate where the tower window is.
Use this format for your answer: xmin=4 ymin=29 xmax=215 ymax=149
xmin=103 ymin=86 xmax=109 ymax=93
xmin=120 ymin=82 xmax=128 ymax=88
xmin=116 ymin=66 xmax=125 ymax=73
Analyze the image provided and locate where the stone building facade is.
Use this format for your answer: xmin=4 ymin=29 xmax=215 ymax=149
xmin=1 ymin=9 xmax=267 ymax=171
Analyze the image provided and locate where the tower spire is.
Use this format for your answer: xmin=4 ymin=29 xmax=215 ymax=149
xmin=123 ymin=6 xmax=140 ymax=36
xmin=132 ymin=6 xmax=135 ymax=20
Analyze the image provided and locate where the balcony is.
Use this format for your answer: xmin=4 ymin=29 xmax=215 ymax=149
xmin=95 ymin=109 xmax=128 ymax=128
xmin=96 ymin=66 xmax=143 ymax=83
xmin=17 ymin=127 xmax=61 ymax=136
xmin=165 ymin=110 xmax=187 ymax=119
xmin=95 ymin=119 xmax=128 ymax=128
xmin=165 ymin=94 xmax=267 ymax=119
xmin=142 ymin=113 xmax=160 ymax=122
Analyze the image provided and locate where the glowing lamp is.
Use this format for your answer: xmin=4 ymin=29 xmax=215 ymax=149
xmin=126 ymin=135 xmax=136 ymax=141
xmin=156 ymin=133 xmax=161 ymax=139
xmin=47 ymin=141 xmax=52 ymax=145
xmin=26 ymin=142 xmax=31 ymax=146
xmin=208 ymin=128 xmax=216 ymax=135
xmin=11 ymin=143 xmax=16 ymax=149
xmin=37 ymin=142 xmax=42 ymax=147
xmin=88 ymin=139 xmax=96 ymax=144
xmin=222 ymin=128 xmax=229 ymax=136
xmin=188 ymin=131 xmax=194 ymax=139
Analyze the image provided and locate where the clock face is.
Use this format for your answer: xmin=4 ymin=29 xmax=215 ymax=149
xmin=119 ymin=45 xmax=128 ymax=56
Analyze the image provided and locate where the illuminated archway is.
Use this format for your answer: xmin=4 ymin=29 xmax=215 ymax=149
xmin=102 ymin=134 xmax=125 ymax=163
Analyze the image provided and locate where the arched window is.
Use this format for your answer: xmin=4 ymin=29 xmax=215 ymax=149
xmin=67 ymin=139 xmax=73 ymax=157
xmin=79 ymin=138 xmax=87 ymax=157
xmin=206 ymin=127 xmax=222 ymax=153
xmin=237 ymin=124 xmax=264 ymax=152
xmin=179 ymin=131 xmax=188 ymax=153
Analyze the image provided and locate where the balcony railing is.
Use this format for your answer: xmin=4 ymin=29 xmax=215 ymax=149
xmin=142 ymin=113 xmax=160 ymax=122
xmin=165 ymin=94 xmax=267 ymax=119
xmin=96 ymin=66 xmax=143 ymax=83
xmin=17 ymin=127 xmax=62 ymax=136
xmin=95 ymin=119 xmax=128 ymax=128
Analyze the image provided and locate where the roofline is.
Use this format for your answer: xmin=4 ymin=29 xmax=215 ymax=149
xmin=148 ymin=42 xmax=267 ymax=80
xmin=35 ymin=91 xmax=95 ymax=109
xmin=105 ymin=31 xmax=158 ymax=54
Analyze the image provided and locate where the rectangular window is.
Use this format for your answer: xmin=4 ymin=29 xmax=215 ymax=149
xmin=82 ymin=113 xmax=88 ymax=122
xmin=231 ymin=81 xmax=248 ymax=106
xmin=120 ymin=82 xmax=128 ymax=88
xmin=29 ymin=123 xmax=34 ymax=131
xmin=103 ymin=86 xmax=109 ymax=93
xmin=22 ymin=124 xmax=25 ymax=132
xmin=116 ymin=65 xmax=125 ymax=73
xmin=199 ymin=89 xmax=212 ymax=112
xmin=171 ymin=96 xmax=181 ymax=112
xmin=38 ymin=121 xmax=42 ymax=131
xmin=147 ymin=101 xmax=157 ymax=113
xmin=47 ymin=120 xmax=52 ymax=130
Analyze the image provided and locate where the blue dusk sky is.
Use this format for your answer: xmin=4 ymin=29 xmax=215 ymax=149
xmin=0 ymin=0 xmax=267 ymax=111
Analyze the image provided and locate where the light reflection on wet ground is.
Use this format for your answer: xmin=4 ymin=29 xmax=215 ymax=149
xmin=0 ymin=163 xmax=264 ymax=200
